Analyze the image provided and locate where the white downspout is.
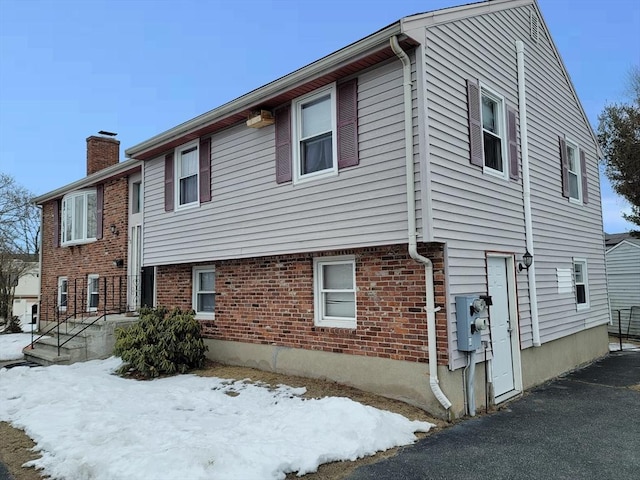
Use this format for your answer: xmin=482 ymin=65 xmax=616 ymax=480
xmin=391 ymin=36 xmax=452 ymax=411
xmin=516 ymin=40 xmax=541 ymax=347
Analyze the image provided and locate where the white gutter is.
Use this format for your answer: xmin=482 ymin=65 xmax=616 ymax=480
xmin=516 ymin=40 xmax=540 ymax=347
xmin=126 ymin=23 xmax=402 ymax=159
xmin=391 ymin=36 xmax=452 ymax=412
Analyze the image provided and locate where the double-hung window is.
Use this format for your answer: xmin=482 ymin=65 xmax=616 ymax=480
xmin=61 ymin=190 xmax=97 ymax=245
xmin=573 ymin=259 xmax=589 ymax=310
xmin=58 ymin=277 xmax=68 ymax=311
xmin=481 ymin=87 xmax=507 ymax=175
xmin=87 ymin=274 xmax=99 ymax=311
xmin=193 ymin=266 xmax=215 ymax=318
xmin=292 ymin=85 xmax=338 ymax=183
xmin=313 ymin=256 xmax=356 ymax=328
xmin=565 ymin=140 xmax=581 ymax=201
xmin=176 ymin=141 xmax=199 ymax=208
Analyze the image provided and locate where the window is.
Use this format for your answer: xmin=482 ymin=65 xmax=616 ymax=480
xmin=193 ymin=266 xmax=215 ymax=318
xmin=176 ymin=141 xmax=199 ymax=208
xmin=480 ymin=87 xmax=507 ymax=175
xmin=292 ymin=85 xmax=338 ymax=183
xmin=566 ymin=140 xmax=581 ymax=201
xmin=132 ymin=181 xmax=142 ymax=214
xmin=61 ymin=190 xmax=97 ymax=245
xmin=58 ymin=277 xmax=68 ymax=311
xmin=313 ymin=256 xmax=356 ymax=328
xmin=573 ymin=259 xmax=589 ymax=309
xmin=87 ymin=275 xmax=99 ymax=311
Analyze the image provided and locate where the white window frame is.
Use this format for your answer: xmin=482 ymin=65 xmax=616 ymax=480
xmin=313 ymin=255 xmax=357 ymax=329
xmin=192 ymin=266 xmax=215 ymax=319
xmin=480 ymin=84 xmax=508 ymax=179
xmin=175 ymin=140 xmax=200 ymax=210
xmin=61 ymin=190 xmax=98 ymax=246
xmin=58 ymin=277 xmax=68 ymax=312
xmin=572 ymin=258 xmax=589 ymax=310
xmin=291 ymin=84 xmax=338 ymax=184
xmin=565 ymin=138 xmax=582 ymax=203
xmin=87 ymin=274 xmax=99 ymax=312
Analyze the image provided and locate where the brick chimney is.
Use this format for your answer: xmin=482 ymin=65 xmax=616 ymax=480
xmin=87 ymin=135 xmax=120 ymax=175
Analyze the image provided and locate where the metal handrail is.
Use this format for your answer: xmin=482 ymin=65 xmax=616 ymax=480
xmin=30 ymin=275 xmax=134 ymax=355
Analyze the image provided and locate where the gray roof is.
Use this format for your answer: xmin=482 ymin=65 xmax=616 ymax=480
xmin=605 ymin=232 xmax=640 ymax=248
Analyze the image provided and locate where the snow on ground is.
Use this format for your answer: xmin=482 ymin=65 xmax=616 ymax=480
xmin=609 ymin=341 xmax=640 ymax=351
xmin=0 ymin=333 xmax=35 ymax=361
xmin=0 ymin=357 xmax=433 ymax=480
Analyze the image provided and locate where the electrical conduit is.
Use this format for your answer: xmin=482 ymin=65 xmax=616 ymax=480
xmin=391 ymin=36 xmax=452 ymax=412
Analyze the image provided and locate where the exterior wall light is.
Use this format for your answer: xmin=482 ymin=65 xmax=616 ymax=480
xmin=110 ymin=224 xmax=119 ymax=235
xmin=113 ymin=259 xmax=124 ymax=268
xmin=519 ymin=250 xmax=533 ymax=272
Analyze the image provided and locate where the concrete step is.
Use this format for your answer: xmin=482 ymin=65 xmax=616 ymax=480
xmin=23 ymin=346 xmax=72 ymax=366
xmin=26 ymin=336 xmax=88 ymax=365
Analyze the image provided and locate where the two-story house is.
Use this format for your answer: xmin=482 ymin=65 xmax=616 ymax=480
xmin=34 ymin=0 xmax=609 ymax=418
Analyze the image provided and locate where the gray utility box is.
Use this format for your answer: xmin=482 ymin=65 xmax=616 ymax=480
xmin=455 ymin=295 xmax=490 ymax=352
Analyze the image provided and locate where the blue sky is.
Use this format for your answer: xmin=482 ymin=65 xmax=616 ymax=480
xmin=0 ymin=0 xmax=638 ymax=233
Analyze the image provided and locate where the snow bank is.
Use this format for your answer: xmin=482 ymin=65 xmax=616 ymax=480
xmin=0 ymin=357 xmax=433 ymax=479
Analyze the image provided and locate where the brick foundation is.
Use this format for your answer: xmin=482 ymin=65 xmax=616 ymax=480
xmin=155 ymin=243 xmax=449 ymax=365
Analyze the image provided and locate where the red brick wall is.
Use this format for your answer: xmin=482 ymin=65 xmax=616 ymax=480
xmin=40 ymin=176 xmax=131 ymax=320
xmin=155 ymin=243 xmax=449 ymax=365
xmin=86 ymin=136 xmax=119 ymax=175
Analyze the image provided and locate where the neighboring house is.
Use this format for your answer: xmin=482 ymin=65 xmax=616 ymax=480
xmin=33 ymin=135 xmax=143 ymax=328
xmin=605 ymin=233 xmax=640 ymax=337
xmin=12 ymin=261 xmax=39 ymax=329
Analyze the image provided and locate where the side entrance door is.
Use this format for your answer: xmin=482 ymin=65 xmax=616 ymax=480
xmin=487 ymin=255 xmax=521 ymax=400
xmin=128 ymin=173 xmax=143 ymax=311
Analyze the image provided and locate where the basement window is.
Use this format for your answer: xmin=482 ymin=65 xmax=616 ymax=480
xmin=313 ymin=256 xmax=356 ymax=328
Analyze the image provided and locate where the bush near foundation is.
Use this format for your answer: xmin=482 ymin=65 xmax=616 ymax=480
xmin=114 ymin=307 xmax=208 ymax=378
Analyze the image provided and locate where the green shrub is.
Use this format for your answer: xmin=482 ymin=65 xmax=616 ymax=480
xmin=113 ymin=307 xmax=208 ymax=378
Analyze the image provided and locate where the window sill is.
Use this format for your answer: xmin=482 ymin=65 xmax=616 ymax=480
xmin=61 ymin=238 xmax=97 ymax=247
xmin=568 ymin=197 xmax=583 ymax=205
xmin=576 ymin=304 xmax=590 ymax=311
xmin=293 ymin=168 xmax=338 ymax=186
xmin=482 ymin=166 xmax=508 ymax=180
xmin=314 ymin=319 xmax=356 ymax=330
xmin=175 ymin=202 xmax=200 ymax=212
xmin=195 ymin=313 xmax=215 ymax=321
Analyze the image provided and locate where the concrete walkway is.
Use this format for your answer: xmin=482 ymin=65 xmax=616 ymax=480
xmin=348 ymin=351 xmax=640 ymax=480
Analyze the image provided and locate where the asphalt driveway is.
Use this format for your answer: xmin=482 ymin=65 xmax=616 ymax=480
xmin=348 ymin=351 xmax=640 ymax=480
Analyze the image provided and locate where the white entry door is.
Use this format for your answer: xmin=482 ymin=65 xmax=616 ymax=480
xmin=487 ymin=256 xmax=516 ymax=399
xmin=128 ymin=174 xmax=143 ymax=311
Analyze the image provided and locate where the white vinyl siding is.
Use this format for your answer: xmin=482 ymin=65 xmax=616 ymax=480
xmin=143 ymin=60 xmax=418 ymax=265
xmin=606 ymin=241 xmax=640 ymax=336
xmin=414 ymin=4 xmax=608 ymax=366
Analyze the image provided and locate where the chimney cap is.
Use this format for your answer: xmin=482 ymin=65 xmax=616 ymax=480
xmin=98 ymin=130 xmax=117 ymax=137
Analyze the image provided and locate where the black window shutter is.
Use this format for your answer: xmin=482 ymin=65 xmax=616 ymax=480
xmin=337 ymin=78 xmax=359 ymax=169
xmin=96 ymin=184 xmax=104 ymax=240
xmin=275 ymin=105 xmax=292 ymax=184
xmin=559 ymin=137 xmax=569 ymax=198
xmin=53 ymin=200 xmax=60 ymax=247
xmin=467 ymin=79 xmax=484 ymax=167
xmin=199 ymin=137 xmax=212 ymax=203
xmin=507 ymin=106 xmax=519 ymax=181
xmin=164 ymin=153 xmax=174 ymax=211
xmin=580 ymin=149 xmax=588 ymax=204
